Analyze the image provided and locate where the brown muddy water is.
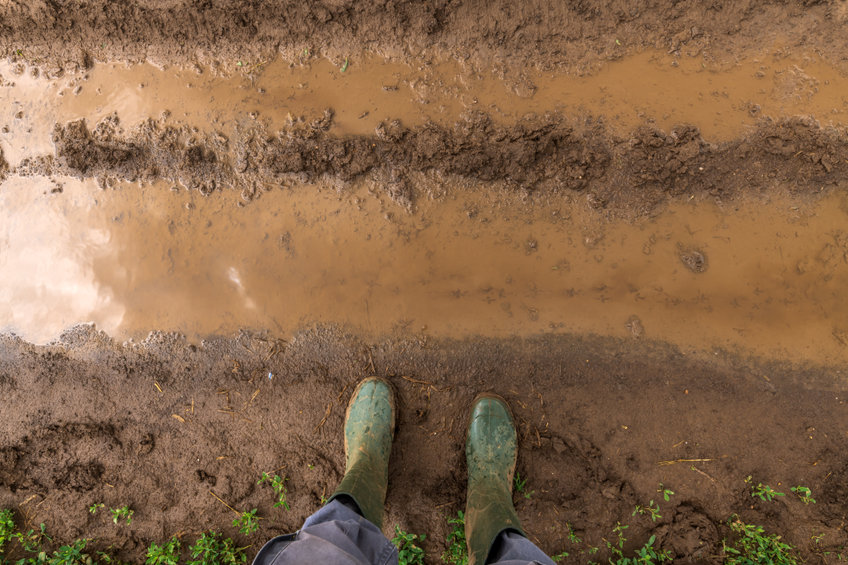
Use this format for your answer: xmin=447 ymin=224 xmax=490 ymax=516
xmin=2 ymin=175 xmax=847 ymax=367
xmin=2 ymin=46 xmax=848 ymax=168
xmin=2 ymin=47 xmax=848 ymax=365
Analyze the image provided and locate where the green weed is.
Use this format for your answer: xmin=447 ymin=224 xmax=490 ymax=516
xmin=604 ymin=522 xmax=671 ymax=564
xmin=722 ymin=516 xmax=797 ymax=564
xmin=657 ymin=483 xmax=674 ymax=502
xmin=47 ymin=539 xmax=93 ymax=565
xmin=145 ymin=536 xmax=181 ymax=565
xmin=552 ymin=550 xmax=569 ymax=561
xmin=392 ymin=525 xmax=426 ymax=565
xmin=790 ymin=486 xmax=816 ymax=504
xmin=441 ymin=511 xmax=468 ymax=565
xmin=87 ymin=504 xmax=104 ymax=515
xmin=340 ymin=57 xmax=349 ymax=72
xmin=95 ymin=547 xmax=130 ymax=564
xmin=15 ymin=523 xmax=52 ymax=553
xmin=110 ymin=506 xmax=133 ymax=526
xmin=632 ymin=500 xmax=662 ymax=522
xmin=258 ymin=472 xmax=290 ymax=510
xmin=513 ymin=472 xmax=534 ymax=499
xmin=745 ymin=476 xmax=784 ymax=502
xmin=187 ymin=532 xmax=246 ymax=565
xmin=233 ymin=509 xmax=259 ymax=535
xmin=1 ymin=508 xmax=14 ymax=553
xmin=565 ymin=522 xmax=582 ymax=544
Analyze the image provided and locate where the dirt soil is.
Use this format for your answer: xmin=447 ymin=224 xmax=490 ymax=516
xmin=2 ymin=0 xmax=848 ymax=75
xmin=12 ymin=112 xmax=846 ymax=214
xmin=3 ymin=1 xmax=848 ymax=564
xmin=1 ymin=327 xmax=847 ymax=564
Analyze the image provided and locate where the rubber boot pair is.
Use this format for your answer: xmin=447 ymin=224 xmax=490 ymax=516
xmin=328 ymin=377 xmax=523 ymax=565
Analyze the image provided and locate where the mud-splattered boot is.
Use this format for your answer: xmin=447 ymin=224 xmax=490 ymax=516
xmin=328 ymin=376 xmax=396 ymax=528
xmin=465 ymin=393 xmax=524 ymax=565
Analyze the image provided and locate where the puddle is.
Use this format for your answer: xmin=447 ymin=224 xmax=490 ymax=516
xmin=3 ymin=47 xmax=848 ymax=168
xmin=2 ymin=47 xmax=848 ymax=365
xmin=2 ymin=176 xmax=847 ymax=367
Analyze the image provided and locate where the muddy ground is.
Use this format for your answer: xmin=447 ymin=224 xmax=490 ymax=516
xmin=13 ymin=112 xmax=848 ymax=214
xmin=3 ymin=0 xmax=848 ymax=563
xmin=0 ymin=326 xmax=846 ymax=564
xmin=2 ymin=0 xmax=848 ymax=76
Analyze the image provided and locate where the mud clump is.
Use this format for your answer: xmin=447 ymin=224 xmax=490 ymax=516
xmin=679 ymin=245 xmax=708 ymax=273
xmin=0 ymin=147 xmax=7 ymax=181
xmin=627 ymin=125 xmax=706 ymax=195
xmin=39 ymin=111 xmax=608 ymax=206
xmin=29 ymin=112 xmax=848 ymax=214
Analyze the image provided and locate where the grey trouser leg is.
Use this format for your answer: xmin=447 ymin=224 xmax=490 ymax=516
xmin=251 ymin=498 xmax=398 ymax=565
xmin=487 ymin=530 xmax=556 ymax=565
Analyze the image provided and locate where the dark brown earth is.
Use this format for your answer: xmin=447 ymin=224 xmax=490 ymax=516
xmin=2 ymin=0 xmax=848 ymax=76
xmin=13 ymin=113 xmax=848 ymax=214
xmin=0 ymin=326 xmax=846 ymax=564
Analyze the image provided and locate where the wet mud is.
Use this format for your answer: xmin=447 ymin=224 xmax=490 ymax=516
xmin=11 ymin=112 xmax=848 ymax=215
xmin=3 ymin=2 xmax=848 ymax=563
xmin=1 ymin=327 xmax=846 ymax=564
xmin=3 ymin=0 xmax=848 ymax=77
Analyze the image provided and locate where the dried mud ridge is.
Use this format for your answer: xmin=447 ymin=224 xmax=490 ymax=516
xmin=1 ymin=1 xmax=847 ymax=74
xmin=0 ymin=325 xmax=846 ymax=564
xmin=16 ymin=111 xmax=848 ymax=212
xmin=0 ymin=147 xmax=7 ymax=182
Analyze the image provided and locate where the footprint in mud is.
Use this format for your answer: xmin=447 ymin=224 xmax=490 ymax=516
xmin=654 ymin=503 xmax=719 ymax=562
xmin=518 ymin=433 xmax=637 ymax=530
xmin=677 ymin=243 xmax=708 ymax=273
xmin=0 ymin=423 xmax=121 ymax=493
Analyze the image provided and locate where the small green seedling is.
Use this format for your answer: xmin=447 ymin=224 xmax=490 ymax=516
xmin=14 ymin=522 xmax=52 ymax=553
xmin=89 ymin=503 xmax=105 ymax=514
xmin=552 ymin=550 xmax=569 ymax=561
xmin=604 ymin=522 xmax=671 ymax=564
xmin=50 ymin=538 xmax=93 ymax=564
xmin=110 ymin=506 xmax=134 ymax=525
xmin=565 ymin=522 xmax=582 ymax=544
xmin=513 ymin=472 xmax=534 ymax=499
xmin=632 ymin=500 xmax=662 ymax=522
xmin=746 ymin=476 xmax=785 ymax=502
xmin=233 ymin=509 xmax=259 ymax=535
xmin=442 ymin=511 xmax=468 ymax=565
xmin=188 ymin=531 xmax=246 ymax=565
xmin=0 ymin=508 xmax=14 ymax=552
xmin=657 ymin=483 xmax=674 ymax=502
xmin=340 ymin=57 xmax=349 ymax=72
xmin=791 ymin=485 xmax=816 ymax=504
xmin=146 ymin=536 xmax=181 ymax=565
xmin=258 ymin=472 xmax=290 ymax=510
xmin=392 ymin=525 xmax=426 ymax=565
xmin=723 ymin=516 xmax=797 ymax=564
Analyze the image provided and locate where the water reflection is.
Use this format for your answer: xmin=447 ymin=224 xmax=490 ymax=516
xmin=0 ymin=176 xmax=125 ymax=341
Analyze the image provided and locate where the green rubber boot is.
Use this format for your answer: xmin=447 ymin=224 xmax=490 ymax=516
xmin=328 ymin=377 xmax=396 ymax=529
xmin=465 ymin=393 xmax=524 ymax=565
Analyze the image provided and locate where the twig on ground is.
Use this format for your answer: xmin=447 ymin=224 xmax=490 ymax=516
xmin=209 ymin=490 xmax=241 ymax=516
